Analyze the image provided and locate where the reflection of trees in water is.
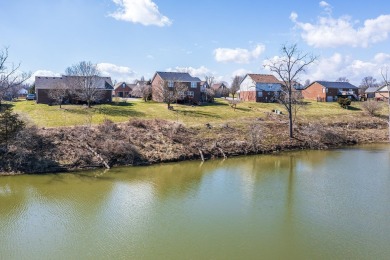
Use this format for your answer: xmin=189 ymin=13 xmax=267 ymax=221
xmin=0 ymin=173 xmax=116 ymax=221
xmin=0 ymin=180 xmax=27 ymax=220
xmin=0 ymin=149 xmax=343 ymax=222
xmin=113 ymin=161 xmax=217 ymax=200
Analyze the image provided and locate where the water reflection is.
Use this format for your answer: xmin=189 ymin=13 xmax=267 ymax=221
xmin=1 ymin=144 xmax=389 ymax=259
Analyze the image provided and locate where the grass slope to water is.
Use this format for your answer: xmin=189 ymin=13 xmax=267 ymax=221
xmin=10 ymin=98 xmax=376 ymax=128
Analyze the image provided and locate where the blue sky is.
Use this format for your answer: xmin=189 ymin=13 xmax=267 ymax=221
xmin=1 ymin=0 xmax=390 ymax=85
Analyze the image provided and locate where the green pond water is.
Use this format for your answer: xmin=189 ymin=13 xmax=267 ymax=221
xmin=1 ymin=144 xmax=390 ymax=259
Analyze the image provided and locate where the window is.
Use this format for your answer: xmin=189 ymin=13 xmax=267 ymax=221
xmin=168 ymin=81 xmax=174 ymax=88
xmin=122 ymin=83 xmax=126 ymax=88
xmin=258 ymin=91 xmax=263 ymax=97
xmin=323 ymin=88 xmax=328 ymax=93
xmin=191 ymin=82 xmax=197 ymax=88
xmin=187 ymin=91 xmax=194 ymax=97
xmin=178 ymin=91 xmax=185 ymax=97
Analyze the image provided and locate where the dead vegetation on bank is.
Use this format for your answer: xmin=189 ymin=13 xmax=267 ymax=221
xmin=0 ymin=113 xmax=388 ymax=175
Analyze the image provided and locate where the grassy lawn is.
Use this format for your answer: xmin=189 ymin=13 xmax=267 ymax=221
xmin=8 ymin=98 xmax=370 ymax=128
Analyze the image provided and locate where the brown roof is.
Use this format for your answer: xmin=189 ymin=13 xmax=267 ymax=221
xmin=114 ymin=82 xmax=136 ymax=90
xmin=247 ymin=74 xmax=281 ymax=84
xmin=211 ymin=83 xmax=227 ymax=90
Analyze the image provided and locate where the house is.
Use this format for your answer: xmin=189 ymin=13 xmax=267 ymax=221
xmin=18 ymin=88 xmax=29 ymax=97
xmin=199 ymin=81 xmax=211 ymax=102
xmin=365 ymin=86 xmax=381 ymax=99
xmin=302 ymin=81 xmax=359 ymax=102
xmin=35 ymin=75 xmax=113 ymax=104
xmin=151 ymin=72 xmax=201 ymax=104
xmin=114 ymin=82 xmax=135 ymax=97
xmin=374 ymin=84 xmax=389 ymax=101
xmin=211 ymin=83 xmax=229 ymax=98
xmin=239 ymin=74 xmax=283 ymax=102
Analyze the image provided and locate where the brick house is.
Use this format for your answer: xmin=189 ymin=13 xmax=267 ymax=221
xmin=239 ymin=74 xmax=283 ymax=102
xmin=211 ymin=83 xmax=229 ymax=98
xmin=114 ymin=82 xmax=135 ymax=97
xmin=35 ymin=75 xmax=113 ymax=104
xmin=200 ymin=81 xmax=211 ymax=102
xmin=151 ymin=72 xmax=201 ymax=104
xmin=374 ymin=84 xmax=389 ymax=101
xmin=302 ymin=81 xmax=359 ymax=102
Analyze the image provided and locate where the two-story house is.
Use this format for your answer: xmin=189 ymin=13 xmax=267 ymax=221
xmin=239 ymin=74 xmax=283 ymax=102
xmin=114 ymin=82 xmax=135 ymax=98
xmin=151 ymin=72 xmax=201 ymax=104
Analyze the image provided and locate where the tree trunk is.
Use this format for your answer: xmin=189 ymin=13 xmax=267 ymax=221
xmin=289 ymin=110 xmax=293 ymax=139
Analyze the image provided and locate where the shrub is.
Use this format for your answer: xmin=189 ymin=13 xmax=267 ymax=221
xmin=337 ymin=98 xmax=351 ymax=109
xmin=0 ymin=108 xmax=25 ymax=147
xmin=361 ymin=100 xmax=383 ymax=116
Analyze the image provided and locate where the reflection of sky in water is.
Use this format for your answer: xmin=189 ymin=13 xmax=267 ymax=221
xmin=0 ymin=144 xmax=389 ymax=259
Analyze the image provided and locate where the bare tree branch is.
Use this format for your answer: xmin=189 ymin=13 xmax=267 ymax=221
xmin=0 ymin=47 xmax=31 ymax=105
xmin=264 ymin=43 xmax=317 ymax=138
xmin=65 ymin=61 xmax=104 ymax=108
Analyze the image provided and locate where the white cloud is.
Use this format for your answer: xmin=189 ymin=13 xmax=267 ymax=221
xmin=302 ymin=53 xmax=390 ymax=85
xmin=97 ymin=63 xmax=137 ymax=82
xmin=214 ymin=44 xmax=266 ymax=63
xmin=166 ymin=66 xmax=213 ymax=79
xmin=291 ymin=6 xmax=390 ymax=48
xmin=232 ymin=68 xmax=252 ymax=77
xmin=319 ymin=1 xmax=330 ymax=8
xmin=27 ymin=70 xmax=61 ymax=85
xmin=110 ymin=0 xmax=172 ymax=27
xmin=319 ymin=1 xmax=332 ymax=14
xmin=374 ymin=53 xmax=390 ymax=63
xmin=290 ymin=12 xmax=298 ymax=22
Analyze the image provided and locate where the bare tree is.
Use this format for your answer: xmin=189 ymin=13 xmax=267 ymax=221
xmin=204 ymin=75 xmax=215 ymax=102
xmin=304 ymin=79 xmax=311 ymax=87
xmin=0 ymin=47 xmax=31 ymax=106
xmin=264 ymin=43 xmax=317 ymax=138
xmin=359 ymin=76 xmax=378 ymax=95
xmin=221 ymin=85 xmax=230 ymax=99
xmin=205 ymin=88 xmax=215 ymax=102
xmin=154 ymin=79 xmax=188 ymax=109
xmin=230 ymin=75 xmax=242 ymax=100
xmin=380 ymin=67 xmax=390 ymax=142
xmin=336 ymin=77 xmax=349 ymax=82
xmin=132 ymin=83 xmax=152 ymax=102
xmin=65 ymin=61 xmax=103 ymax=108
xmin=48 ymin=81 xmax=68 ymax=108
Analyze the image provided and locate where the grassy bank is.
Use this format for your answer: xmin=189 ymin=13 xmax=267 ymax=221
xmin=9 ymin=98 xmax=385 ymax=128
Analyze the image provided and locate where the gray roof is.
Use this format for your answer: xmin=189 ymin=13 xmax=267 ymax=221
xmin=365 ymin=86 xmax=381 ymax=93
xmin=314 ymin=81 xmax=358 ymax=89
xmin=155 ymin=72 xmax=201 ymax=82
xmin=35 ymin=75 xmax=113 ymax=90
xmin=35 ymin=77 xmax=64 ymax=90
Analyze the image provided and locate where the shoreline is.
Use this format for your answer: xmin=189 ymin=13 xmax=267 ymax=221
xmin=1 ymin=117 xmax=388 ymax=176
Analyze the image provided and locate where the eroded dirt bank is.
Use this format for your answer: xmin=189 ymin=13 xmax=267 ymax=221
xmin=0 ymin=116 xmax=388 ymax=175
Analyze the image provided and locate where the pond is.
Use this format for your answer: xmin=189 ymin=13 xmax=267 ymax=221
xmin=1 ymin=144 xmax=390 ymax=259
